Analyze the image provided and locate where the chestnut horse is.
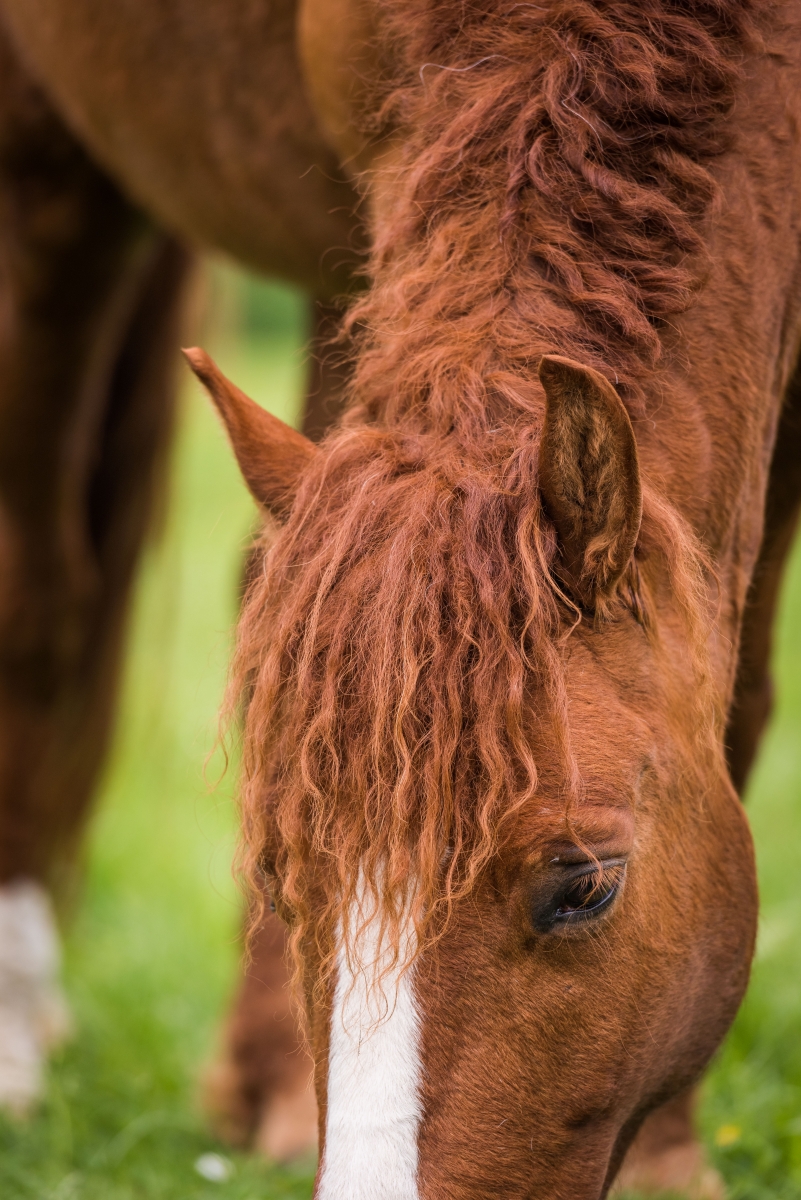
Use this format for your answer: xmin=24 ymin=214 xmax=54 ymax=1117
xmin=0 ymin=0 xmax=799 ymax=1196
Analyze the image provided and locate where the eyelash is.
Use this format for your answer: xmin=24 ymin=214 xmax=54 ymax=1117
xmin=553 ymin=861 xmax=626 ymax=923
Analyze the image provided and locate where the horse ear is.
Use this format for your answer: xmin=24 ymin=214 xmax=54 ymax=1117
xmin=538 ymin=354 xmax=642 ymax=609
xmin=183 ymin=347 xmax=316 ymax=516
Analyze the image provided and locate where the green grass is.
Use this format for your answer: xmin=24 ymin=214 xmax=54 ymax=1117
xmin=0 ymin=271 xmax=800 ymax=1197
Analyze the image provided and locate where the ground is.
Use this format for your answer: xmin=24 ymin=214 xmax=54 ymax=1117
xmin=0 ymin=267 xmax=800 ymax=1200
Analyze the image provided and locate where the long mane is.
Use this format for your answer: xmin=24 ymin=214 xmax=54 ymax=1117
xmin=233 ymin=0 xmax=754 ymax=980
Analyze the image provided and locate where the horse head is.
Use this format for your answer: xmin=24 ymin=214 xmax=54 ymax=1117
xmin=189 ymin=347 xmax=756 ymax=1199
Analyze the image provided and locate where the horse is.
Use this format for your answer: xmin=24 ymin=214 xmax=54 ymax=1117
xmin=0 ymin=0 xmax=798 ymax=1196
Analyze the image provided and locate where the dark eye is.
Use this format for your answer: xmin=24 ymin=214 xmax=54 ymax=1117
xmin=533 ymin=859 xmax=626 ymax=932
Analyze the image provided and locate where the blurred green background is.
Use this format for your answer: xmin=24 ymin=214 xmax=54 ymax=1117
xmin=0 ymin=263 xmax=800 ymax=1199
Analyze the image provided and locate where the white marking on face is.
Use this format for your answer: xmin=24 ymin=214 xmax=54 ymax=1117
xmin=317 ymin=880 xmax=422 ymax=1200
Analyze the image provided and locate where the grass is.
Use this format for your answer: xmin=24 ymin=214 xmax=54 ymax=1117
xmin=0 ymin=269 xmax=800 ymax=1197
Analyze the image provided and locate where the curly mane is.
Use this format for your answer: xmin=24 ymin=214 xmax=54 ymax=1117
xmin=233 ymin=0 xmax=754 ymax=979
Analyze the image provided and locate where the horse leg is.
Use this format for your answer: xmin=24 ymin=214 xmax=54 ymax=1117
xmin=0 ymin=29 xmax=189 ymax=1111
xmin=612 ymin=1089 xmax=724 ymax=1199
xmin=613 ymin=369 xmax=801 ymax=1195
xmin=725 ymin=366 xmax=801 ymax=794
xmin=204 ymin=904 xmax=317 ymax=1161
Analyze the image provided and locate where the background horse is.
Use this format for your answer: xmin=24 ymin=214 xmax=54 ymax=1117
xmin=0 ymin=0 xmax=798 ymax=1196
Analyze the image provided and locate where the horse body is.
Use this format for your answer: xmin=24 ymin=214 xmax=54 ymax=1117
xmin=0 ymin=0 xmax=800 ymax=1196
xmin=0 ymin=0 xmax=361 ymax=293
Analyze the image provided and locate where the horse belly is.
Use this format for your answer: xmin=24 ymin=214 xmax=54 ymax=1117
xmin=0 ymin=0 xmax=361 ymax=293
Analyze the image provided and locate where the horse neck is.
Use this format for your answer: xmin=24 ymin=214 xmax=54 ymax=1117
xmin=347 ymin=1 xmax=799 ymax=609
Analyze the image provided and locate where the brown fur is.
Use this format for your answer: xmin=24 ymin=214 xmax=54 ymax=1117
xmin=340 ymin=0 xmax=757 ymax=410
xmin=231 ymin=0 xmax=757 ymax=985
xmin=538 ymin=354 xmax=643 ymax=610
xmin=203 ymin=905 xmax=316 ymax=1160
xmin=1 ymin=0 xmax=800 ymax=1192
xmin=0 ymin=0 xmax=363 ymax=294
xmin=0 ymin=29 xmax=190 ymax=883
xmin=726 ymin=364 xmax=801 ymax=792
xmin=183 ymin=349 xmax=318 ymax=516
xmin=226 ymin=0 xmax=794 ymax=1192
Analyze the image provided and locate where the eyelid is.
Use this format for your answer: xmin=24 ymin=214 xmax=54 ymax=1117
xmin=552 ymin=856 xmax=628 ymax=879
xmin=531 ymin=858 xmax=626 ymax=934
xmin=565 ymin=859 xmax=628 ymax=878
xmin=559 ymin=858 xmax=627 ymax=889
xmin=549 ymin=844 xmax=630 ymax=863
xmin=555 ymin=861 xmax=626 ymax=911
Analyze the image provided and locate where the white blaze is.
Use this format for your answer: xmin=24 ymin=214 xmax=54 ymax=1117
xmin=318 ymin=882 xmax=423 ymax=1200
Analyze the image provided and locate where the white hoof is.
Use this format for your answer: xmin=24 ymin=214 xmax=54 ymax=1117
xmin=0 ymin=880 xmax=71 ymax=1114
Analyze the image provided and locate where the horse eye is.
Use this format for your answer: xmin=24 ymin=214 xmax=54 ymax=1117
xmin=533 ymin=859 xmax=626 ymax=932
xmin=554 ymin=861 xmax=626 ymax=922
